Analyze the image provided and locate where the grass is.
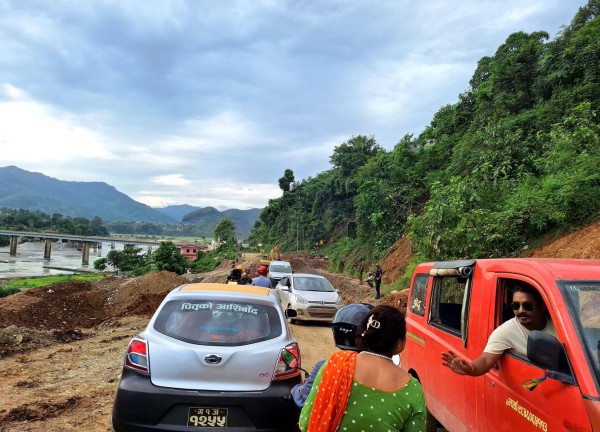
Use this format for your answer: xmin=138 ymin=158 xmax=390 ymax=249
xmin=0 ymin=273 xmax=106 ymax=297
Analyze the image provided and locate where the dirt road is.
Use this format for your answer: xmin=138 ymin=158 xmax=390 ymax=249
xmin=0 ymin=255 xmax=360 ymax=432
xmin=0 ymin=316 xmax=336 ymax=432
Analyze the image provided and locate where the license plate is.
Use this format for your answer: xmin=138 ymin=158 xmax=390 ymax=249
xmin=187 ymin=407 xmax=228 ymax=428
xmin=311 ymin=308 xmax=334 ymax=314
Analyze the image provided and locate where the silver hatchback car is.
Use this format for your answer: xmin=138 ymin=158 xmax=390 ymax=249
xmin=112 ymin=283 xmax=302 ymax=431
xmin=275 ymin=273 xmax=344 ymax=323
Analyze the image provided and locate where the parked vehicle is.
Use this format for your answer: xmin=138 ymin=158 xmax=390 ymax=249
xmin=402 ymin=258 xmax=600 ymax=432
xmin=268 ymin=260 xmax=293 ymax=286
xmin=112 ymin=283 xmax=302 ymax=431
xmin=275 ymin=273 xmax=344 ymax=323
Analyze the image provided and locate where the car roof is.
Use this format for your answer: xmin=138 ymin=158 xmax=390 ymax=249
xmin=289 ymin=273 xmax=326 ymax=279
xmin=269 ymin=260 xmax=291 ymax=265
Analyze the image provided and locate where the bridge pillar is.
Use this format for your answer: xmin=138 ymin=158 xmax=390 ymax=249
xmin=9 ymin=236 xmax=18 ymax=256
xmin=147 ymin=245 xmax=153 ymax=255
xmin=111 ymin=242 xmax=115 ymax=250
xmin=44 ymin=239 xmax=52 ymax=260
xmin=97 ymin=242 xmax=102 ymax=257
xmin=82 ymin=242 xmax=90 ymax=265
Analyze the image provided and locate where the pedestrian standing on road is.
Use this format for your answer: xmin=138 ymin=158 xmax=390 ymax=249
xmin=374 ymin=264 xmax=383 ymax=299
xmin=291 ymin=303 xmax=373 ymax=408
xmin=251 ymin=265 xmax=272 ymax=288
xmin=299 ymin=305 xmax=426 ymax=432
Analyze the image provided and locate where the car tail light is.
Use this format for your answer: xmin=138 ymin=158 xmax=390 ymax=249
xmin=274 ymin=342 xmax=301 ymax=380
xmin=125 ymin=336 xmax=149 ymax=374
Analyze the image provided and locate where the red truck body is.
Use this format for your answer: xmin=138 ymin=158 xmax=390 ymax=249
xmin=402 ymin=258 xmax=600 ymax=431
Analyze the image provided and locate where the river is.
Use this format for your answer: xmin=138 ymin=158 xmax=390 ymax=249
xmin=0 ymin=240 xmax=136 ymax=279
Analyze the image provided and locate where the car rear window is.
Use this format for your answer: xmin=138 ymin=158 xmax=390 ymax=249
xmin=153 ymin=300 xmax=283 ymax=346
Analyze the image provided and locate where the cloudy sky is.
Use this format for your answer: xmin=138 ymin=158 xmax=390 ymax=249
xmin=0 ymin=0 xmax=585 ymax=210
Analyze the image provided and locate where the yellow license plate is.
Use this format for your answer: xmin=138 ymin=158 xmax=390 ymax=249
xmin=187 ymin=407 xmax=228 ymax=428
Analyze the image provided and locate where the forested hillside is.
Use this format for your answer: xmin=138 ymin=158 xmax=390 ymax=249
xmin=249 ymin=1 xmax=600 ymax=275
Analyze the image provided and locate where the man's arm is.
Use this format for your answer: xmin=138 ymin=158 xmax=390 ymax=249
xmin=441 ymin=350 xmax=502 ymax=376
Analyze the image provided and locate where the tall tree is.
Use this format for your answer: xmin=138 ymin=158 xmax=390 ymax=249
xmin=278 ymin=169 xmax=295 ymax=192
xmin=214 ymin=218 xmax=236 ymax=245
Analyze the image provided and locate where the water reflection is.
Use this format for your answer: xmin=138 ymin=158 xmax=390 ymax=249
xmin=0 ymin=240 xmax=141 ymax=279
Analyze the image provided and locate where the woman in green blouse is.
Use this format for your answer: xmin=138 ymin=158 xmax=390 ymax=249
xmin=299 ymin=305 xmax=426 ymax=432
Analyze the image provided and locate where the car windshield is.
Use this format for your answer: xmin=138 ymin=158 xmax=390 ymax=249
xmin=293 ymin=277 xmax=334 ymax=292
xmin=558 ymin=281 xmax=600 ymax=381
xmin=271 ymin=264 xmax=292 ymax=273
xmin=153 ymin=300 xmax=282 ymax=346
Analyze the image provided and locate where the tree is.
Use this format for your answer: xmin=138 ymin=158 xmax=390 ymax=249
xmin=330 ymin=135 xmax=383 ymax=177
xmin=151 ymin=241 xmax=189 ymax=275
xmin=214 ymin=218 xmax=236 ymax=245
xmin=278 ymin=169 xmax=295 ymax=192
xmin=93 ymin=257 xmax=108 ymax=271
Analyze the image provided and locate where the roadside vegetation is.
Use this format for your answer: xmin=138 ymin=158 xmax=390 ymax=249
xmin=93 ymin=218 xmax=240 ymax=276
xmin=0 ymin=273 xmax=105 ymax=298
xmin=250 ymin=1 xmax=600 ymax=285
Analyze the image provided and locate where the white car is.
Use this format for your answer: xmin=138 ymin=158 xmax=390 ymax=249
xmin=275 ymin=273 xmax=344 ymax=323
xmin=112 ymin=283 xmax=302 ymax=431
xmin=268 ymin=260 xmax=293 ymax=285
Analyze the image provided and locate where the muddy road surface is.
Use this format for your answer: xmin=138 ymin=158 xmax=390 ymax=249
xmin=0 ymin=254 xmax=395 ymax=431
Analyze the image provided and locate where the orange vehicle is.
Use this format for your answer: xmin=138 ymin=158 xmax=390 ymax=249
xmin=402 ymin=259 xmax=600 ymax=431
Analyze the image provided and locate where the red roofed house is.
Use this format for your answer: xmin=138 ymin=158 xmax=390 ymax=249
xmin=180 ymin=244 xmax=209 ymax=261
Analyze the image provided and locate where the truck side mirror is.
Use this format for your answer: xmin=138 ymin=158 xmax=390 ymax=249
xmin=528 ymin=330 xmax=561 ymax=370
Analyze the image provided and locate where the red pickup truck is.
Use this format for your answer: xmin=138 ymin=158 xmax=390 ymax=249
xmin=401 ymin=258 xmax=600 ymax=431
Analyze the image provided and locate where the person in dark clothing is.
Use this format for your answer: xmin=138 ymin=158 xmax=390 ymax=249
xmin=374 ymin=265 xmax=383 ymax=299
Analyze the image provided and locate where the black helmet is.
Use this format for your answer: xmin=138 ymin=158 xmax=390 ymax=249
xmin=332 ymin=303 xmax=373 ymax=351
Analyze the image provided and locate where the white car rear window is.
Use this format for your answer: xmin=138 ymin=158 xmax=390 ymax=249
xmin=154 ymin=300 xmax=282 ymax=346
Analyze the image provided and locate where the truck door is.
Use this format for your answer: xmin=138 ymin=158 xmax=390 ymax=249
xmin=422 ymin=273 xmax=480 ymax=431
xmin=483 ymin=276 xmax=589 ymax=432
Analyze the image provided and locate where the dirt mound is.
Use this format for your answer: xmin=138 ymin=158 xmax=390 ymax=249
xmin=525 ymin=220 xmax=600 ymax=259
xmin=108 ymin=270 xmax=189 ymax=315
xmin=379 ymin=236 xmax=413 ymax=284
xmin=0 ymin=281 xmax=108 ymax=331
xmin=286 ymin=252 xmax=330 ymax=272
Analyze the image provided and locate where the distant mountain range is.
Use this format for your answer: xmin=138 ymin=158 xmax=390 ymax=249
xmin=0 ymin=166 xmax=261 ymax=236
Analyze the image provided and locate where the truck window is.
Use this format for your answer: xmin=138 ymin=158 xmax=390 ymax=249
xmin=499 ymin=279 xmax=574 ymax=376
xmin=429 ymin=276 xmax=469 ymax=336
xmin=409 ymin=273 xmax=428 ymax=317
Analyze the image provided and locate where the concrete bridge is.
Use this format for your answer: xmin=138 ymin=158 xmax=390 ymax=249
xmin=0 ymin=230 xmax=166 ymax=265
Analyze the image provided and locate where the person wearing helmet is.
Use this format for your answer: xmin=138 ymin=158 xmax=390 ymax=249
xmin=291 ymin=303 xmax=373 ymax=407
xmin=251 ymin=265 xmax=272 ymax=288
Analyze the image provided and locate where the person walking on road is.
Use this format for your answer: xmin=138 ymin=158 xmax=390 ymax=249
xmin=374 ymin=264 xmax=383 ymax=299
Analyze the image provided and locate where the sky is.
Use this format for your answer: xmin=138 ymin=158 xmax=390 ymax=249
xmin=0 ymin=0 xmax=587 ymax=210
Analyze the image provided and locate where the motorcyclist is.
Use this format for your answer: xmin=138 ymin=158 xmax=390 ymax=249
xmin=251 ymin=265 xmax=272 ymax=288
xmin=227 ymin=264 xmax=243 ymax=283
xmin=291 ymin=303 xmax=373 ymax=407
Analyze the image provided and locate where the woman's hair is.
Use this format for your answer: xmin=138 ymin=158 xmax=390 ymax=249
xmin=355 ymin=305 xmax=406 ymax=356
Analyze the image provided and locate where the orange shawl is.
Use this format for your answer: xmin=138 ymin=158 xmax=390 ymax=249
xmin=306 ymin=350 xmax=357 ymax=432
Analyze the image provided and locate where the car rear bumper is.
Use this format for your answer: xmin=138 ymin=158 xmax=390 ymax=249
xmin=112 ymin=369 xmax=301 ymax=431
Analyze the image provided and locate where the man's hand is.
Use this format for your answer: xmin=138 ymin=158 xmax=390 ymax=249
xmin=441 ymin=350 xmax=473 ymax=375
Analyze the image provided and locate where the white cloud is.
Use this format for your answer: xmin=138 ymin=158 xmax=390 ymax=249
xmin=150 ymin=174 xmax=191 ymax=187
xmin=0 ymin=84 xmax=113 ymax=162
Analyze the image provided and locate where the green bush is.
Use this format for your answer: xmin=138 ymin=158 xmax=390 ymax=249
xmin=0 ymin=286 xmax=21 ymax=298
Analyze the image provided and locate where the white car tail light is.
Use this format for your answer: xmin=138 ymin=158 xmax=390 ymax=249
xmin=274 ymin=342 xmax=301 ymax=380
xmin=125 ymin=336 xmax=149 ymax=374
